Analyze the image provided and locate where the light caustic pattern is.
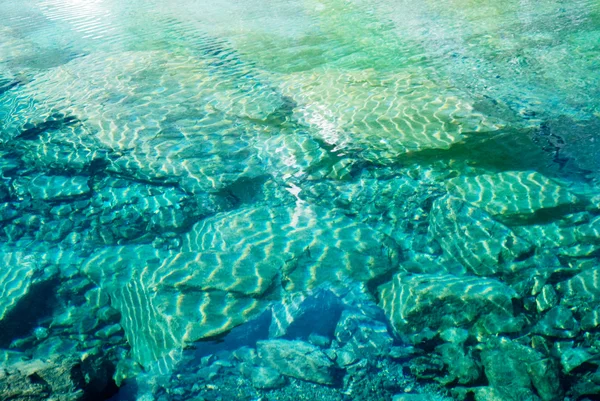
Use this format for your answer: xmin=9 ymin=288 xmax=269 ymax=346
xmin=0 ymin=0 xmax=600 ymax=398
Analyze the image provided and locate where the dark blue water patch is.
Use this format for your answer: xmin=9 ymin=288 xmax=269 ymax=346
xmin=105 ymin=380 xmax=137 ymax=401
xmin=0 ymin=276 xmax=60 ymax=348
xmin=281 ymin=289 xmax=345 ymax=341
xmin=0 ymin=79 xmax=20 ymax=96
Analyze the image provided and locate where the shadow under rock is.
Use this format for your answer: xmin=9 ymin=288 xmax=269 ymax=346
xmin=398 ymin=116 xmax=600 ymax=183
xmin=0 ymin=276 xmax=60 ymax=348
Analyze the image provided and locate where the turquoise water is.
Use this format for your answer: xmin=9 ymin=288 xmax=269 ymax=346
xmin=1 ymin=0 xmax=600 ymax=400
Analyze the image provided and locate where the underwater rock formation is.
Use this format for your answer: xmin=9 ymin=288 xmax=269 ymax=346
xmin=81 ymin=204 xmax=399 ymax=371
xmin=428 ymin=195 xmax=533 ymax=276
xmin=1 ymin=1 xmax=600 ymax=400
xmin=379 ymin=273 xmax=517 ymax=341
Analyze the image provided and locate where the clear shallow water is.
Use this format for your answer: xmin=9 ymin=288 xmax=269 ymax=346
xmin=0 ymin=0 xmax=599 ymax=400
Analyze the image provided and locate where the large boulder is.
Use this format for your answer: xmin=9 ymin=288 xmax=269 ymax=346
xmin=557 ymin=266 xmax=600 ymax=306
xmin=380 ymin=273 xmax=517 ymax=342
xmin=0 ymin=354 xmax=115 ymax=401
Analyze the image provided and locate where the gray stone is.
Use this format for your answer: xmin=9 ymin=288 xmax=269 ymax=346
xmin=256 ymin=339 xmax=336 ymax=385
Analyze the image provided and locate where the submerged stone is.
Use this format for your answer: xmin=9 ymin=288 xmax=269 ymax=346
xmin=533 ymin=306 xmax=579 ymax=338
xmin=0 ymin=251 xmax=58 ymax=340
xmin=576 ymin=216 xmax=600 ymax=243
xmin=14 ymin=175 xmax=90 ymax=201
xmin=560 ymin=348 xmax=595 ymax=373
xmin=536 ymin=285 xmax=558 ymax=313
xmin=479 ymin=337 xmax=562 ymax=401
xmin=250 ymin=366 xmax=286 ymax=389
xmin=256 ymin=339 xmax=336 ymax=385
xmin=446 ymin=171 xmax=580 ymax=223
xmin=428 ymin=195 xmax=532 ymax=276
xmin=436 ymin=342 xmax=481 ymax=385
xmin=81 ymin=203 xmax=398 ymax=371
xmin=380 ymin=273 xmax=516 ymax=341
xmin=182 ymin=204 xmax=399 ymax=293
xmin=557 ymin=267 xmax=600 ymax=306
xmin=393 ymin=394 xmax=436 ymax=401
xmin=334 ymin=310 xmax=393 ymax=357
xmin=0 ymin=354 xmax=114 ymax=401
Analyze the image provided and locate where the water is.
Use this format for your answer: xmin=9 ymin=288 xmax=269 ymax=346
xmin=0 ymin=0 xmax=599 ymax=400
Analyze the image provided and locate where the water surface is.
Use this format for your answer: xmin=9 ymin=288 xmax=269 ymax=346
xmin=1 ymin=1 xmax=600 ymax=400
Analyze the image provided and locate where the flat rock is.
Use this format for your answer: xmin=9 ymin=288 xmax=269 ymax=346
xmin=256 ymin=339 xmax=336 ymax=385
xmin=182 ymin=204 xmax=399 ymax=292
xmin=446 ymin=171 xmax=580 ymax=223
